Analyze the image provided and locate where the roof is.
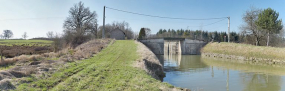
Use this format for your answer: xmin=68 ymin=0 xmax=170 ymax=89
xmin=110 ymin=28 xmax=126 ymax=35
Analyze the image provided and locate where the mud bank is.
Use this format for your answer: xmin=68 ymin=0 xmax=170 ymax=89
xmin=202 ymin=53 xmax=285 ymax=65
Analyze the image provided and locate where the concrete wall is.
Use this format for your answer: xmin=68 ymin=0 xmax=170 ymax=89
xmin=181 ymin=39 xmax=207 ymax=55
xmin=140 ymin=39 xmax=164 ymax=54
xmin=110 ymin=29 xmax=125 ymax=40
xmin=164 ymin=40 xmax=181 ymax=55
xmin=140 ymin=39 xmax=206 ymax=55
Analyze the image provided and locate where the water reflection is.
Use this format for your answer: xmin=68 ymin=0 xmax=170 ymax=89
xmin=158 ymin=55 xmax=208 ymax=72
xmin=202 ymin=58 xmax=283 ymax=91
xmin=160 ymin=55 xmax=285 ymax=91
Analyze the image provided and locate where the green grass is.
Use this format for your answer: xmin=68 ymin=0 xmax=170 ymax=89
xmin=15 ymin=40 xmax=172 ymax=91
xmin=0 ymin=63 xmax=15 ymax=70
xmin=0 ymin=39 xmax=52 ymax=46
xmin=202 ymin=42 xmax=285 ymax=60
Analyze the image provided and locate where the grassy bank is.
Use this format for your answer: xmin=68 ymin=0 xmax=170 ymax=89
xmin=202 ymin=42 xmax=285 ymax=60
xmin=15 ymin=40 xmax=172 ymax=90
xmin=0 ymin=39 xmax=52 ymax=46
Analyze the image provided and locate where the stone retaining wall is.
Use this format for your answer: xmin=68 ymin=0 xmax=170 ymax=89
xmin=202 ymin=52 xmax=285 ymax=65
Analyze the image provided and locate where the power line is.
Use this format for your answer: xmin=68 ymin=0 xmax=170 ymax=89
xmin=0 ymin=17 xmax=65 ymax=21
xmin=204 ymin=23 xmax=228 ymax=31
xmin=187 ymin=18 xmax=227 ymax=27
xmin=105 ymin=6 xmax=227 ymax=20
xmin=202 ymin=18 xmax=227 ymax=27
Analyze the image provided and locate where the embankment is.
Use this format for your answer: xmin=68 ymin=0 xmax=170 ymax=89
xmin=201 ymin=42 xmax=285 ymax=64
xmin=0 ymin=39 xmax=112 ymax=90
xmin=135 ymin=41 xmax=190 ymax=91
xmin=134 ymin=41 xmax=165 ymax=81
xmin=13 ymin=40 xmax=182 ymax=91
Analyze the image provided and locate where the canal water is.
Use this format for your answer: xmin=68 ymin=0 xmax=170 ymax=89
xmin=157 ymin=55 xmax=285 ymax=91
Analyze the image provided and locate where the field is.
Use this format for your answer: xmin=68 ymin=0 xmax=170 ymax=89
xmin=15 ymin=40 xmax=173 ymax=90
xmin=0 ymin=39 xmax=52 ymax=46
xmin=0 ymin=39 xmax=53 ymax=58
xmin=202 ymin=42 xmax=285 ymax=60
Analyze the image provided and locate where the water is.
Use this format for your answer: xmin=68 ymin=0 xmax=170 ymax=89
xmin=158 ymin=55 xmax=285 ymax=91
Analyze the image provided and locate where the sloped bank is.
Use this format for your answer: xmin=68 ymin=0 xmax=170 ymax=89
xmin=135 ymin=41 xmax=190 ymax=91
xmin=12 ymin=40 xmax=188 ymax=91
xmin=134 ymin=41 xmax=165 ymax=81
xmin=201 ymin=42 xmax=285 ymax=65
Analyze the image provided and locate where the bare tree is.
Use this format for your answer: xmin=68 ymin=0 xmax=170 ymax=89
xmin=111 ymin=21 xmax=134 ymax=39
xmin=256 ymin=8 xmax=283 ymax=46
xmin=63 ymin=1 xmax=97 ymax=46
xmin=46 ymin=31 xmax=54 ymax=39
xmin=240 ymin=7 xmax=264 ymax=46
xmin=144 ymin=28 xmax=151 ymax=38
xmin=97 ymin=21 xmax=134 ymax=39
xmin=52 ymin=33 xmax=63 ymax=52
xmin=3 ymin=30 xmax=13 ymax=39
xmin=90 ymin=20 xmax=98 ymax=38
xmin=97 ymin=24 xmax=112 ymax=38
xmin=22 ymin=32 xmax=28 ymax=39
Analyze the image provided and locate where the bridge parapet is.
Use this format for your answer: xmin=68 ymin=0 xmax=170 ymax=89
xmin=139 ymin=38 xmax=207 ymax=55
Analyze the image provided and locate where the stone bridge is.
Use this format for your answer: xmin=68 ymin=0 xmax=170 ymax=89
xmin=139 ymin=38 xmax=207 ymax=55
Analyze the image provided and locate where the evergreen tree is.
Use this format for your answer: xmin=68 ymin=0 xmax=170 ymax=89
xmin=138 ymin=28 xmax=146 ymax=39
xmin=256 ymin=8 xmax=283 ymax=46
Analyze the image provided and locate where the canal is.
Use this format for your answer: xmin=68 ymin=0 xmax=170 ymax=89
xmin=157 ymin=55 xmax=285 ymax=91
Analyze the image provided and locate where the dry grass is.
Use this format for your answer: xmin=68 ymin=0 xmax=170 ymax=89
xmin=0 ymin=39 xmax=114 ymax=90
xmin=202 ymin=42 xmax=285 ymax=60
xmin=72 ymin=39 xmax=112 ymax=60
xmin=134 ymin=41 xmax=165 ymax=80
xmin=0 ymin=79 xmax=15 ymax=90
xmin=15 ymin=40 xmax=175 ymax=91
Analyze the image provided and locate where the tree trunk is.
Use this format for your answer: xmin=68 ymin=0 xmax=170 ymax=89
xmin=266 ymin=32 xmax=270 ymax=46
xmin=256 ymin=38 xmax=258 ymax=46
xmin=256 ymin=37 xmax=260 ymax=46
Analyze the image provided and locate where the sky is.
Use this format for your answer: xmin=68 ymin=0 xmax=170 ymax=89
xmin=0 ymin=0 xmax=284 ymax=39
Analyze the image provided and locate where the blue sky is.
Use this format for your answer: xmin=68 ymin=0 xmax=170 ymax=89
xmin=0 ymin=0 xmax=284 ymax=38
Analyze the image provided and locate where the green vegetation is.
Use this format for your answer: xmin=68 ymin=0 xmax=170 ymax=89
xmin=0 ymin=39 xmax=52 ymax=46
xmin=155 ymin=29 xmax=240 ymax=42
xmin=202 ymin=42 xmax=285 ymax=60
xmin=256 ymin=8 xmax=283 ymax=46
xmin=15 ymin=40 xmax=172 ymax=91
xmin=0 ymin=64 xmax=15 ymax=70
xmin=138 ymin=28 xmax=146 ymax=39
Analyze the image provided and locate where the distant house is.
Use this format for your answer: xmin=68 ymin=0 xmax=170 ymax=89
xmin=110 ymin=28 xmax=126 ymax=40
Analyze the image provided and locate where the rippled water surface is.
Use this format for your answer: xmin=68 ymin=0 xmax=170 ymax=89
xmin=158 ymin=55 xmax=285 ymax=91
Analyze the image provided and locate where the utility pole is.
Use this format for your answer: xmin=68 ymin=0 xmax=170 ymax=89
xmin=102 ymin=6 xmax=105 ymax=39
xmin=227 ymin=17 xmax=230 ymax=42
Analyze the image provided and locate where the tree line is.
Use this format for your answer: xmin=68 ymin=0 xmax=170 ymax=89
xmin=152 ymin=29 xmax=240 ymax=42
xmin=2 ymin=2 xmax=284 ymax=48
xmin=138 ymin=6 xmax=284 ymax=47
xmin=41 ymin=1 xmax=136 ymax=51
xmin=0 ymin=30 xmax=28 ymax=40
